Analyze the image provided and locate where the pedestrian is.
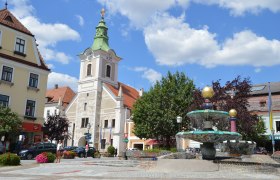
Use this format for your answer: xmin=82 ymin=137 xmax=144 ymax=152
xmin=114 ymin=148 xmax=118 ymax=157
xmin=56 ymin=140 xmax=63 ymax=163
xmin=85 ymin=144 xmax=89 ymax=158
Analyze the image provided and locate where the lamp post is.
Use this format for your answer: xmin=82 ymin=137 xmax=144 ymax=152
xmin=177 ymin=116 xmax=182 ymax=132
xmin=85 ymin=123 xmax=91 ymax=158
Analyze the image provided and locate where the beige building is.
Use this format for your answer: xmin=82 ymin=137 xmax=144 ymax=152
xmin=0 ymin=8 xmax=50 ymax=148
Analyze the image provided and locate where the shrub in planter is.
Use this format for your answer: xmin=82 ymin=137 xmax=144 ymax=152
xmin=107 ymin=146 xmax=115 ymax=157
xmin=92 ymin=151 xmax=101 ymax=158
xmin=0 ymin=153 xmax=20 ymax=166
xmin=35 ymin=152 xmax=55 ymax=163
xmin=63 ymin=151 xmax=76 ymax=159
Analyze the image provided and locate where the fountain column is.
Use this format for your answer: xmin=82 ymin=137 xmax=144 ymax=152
xmin=229 ymin=109 xmax=237 ymax=132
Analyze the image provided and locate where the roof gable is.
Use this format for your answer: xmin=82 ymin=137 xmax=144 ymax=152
xmin=105 ymin=82 xmax=140 ymax=109
xmin=46 ymin=86 xmax=76 ymax=108
xmin=0 ymin=8 xmax=33 ymax=36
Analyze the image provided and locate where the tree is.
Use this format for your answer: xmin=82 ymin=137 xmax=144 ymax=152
xmin=43 ymin=115 xmax=70 ymax=141
xmin=132 ymin=71 xmax=195 ymax=148
xmin=193 ymin=76 xmax=266 ymax=141
xmin=0 ymin=106 xmax=22 ymax=139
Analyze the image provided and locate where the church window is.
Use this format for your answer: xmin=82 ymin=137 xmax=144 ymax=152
xmin=106 ymin=65 xmax=111 ymax=78
xmin=104 ymin=120 xmax=108 ymax=128
xmin=112 ymin=119 xmax=115 ymax=128
xmin=81 ymin=118 xmax=89 ymax=128
xmin=84 ymin=103 xmax=87 ymax=111
xmin=87 ymin=64 xmax=92 ymax=76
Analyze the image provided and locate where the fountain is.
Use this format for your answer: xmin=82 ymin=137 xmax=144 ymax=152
xmin=176 ymin=86 xmax=242 ymax=160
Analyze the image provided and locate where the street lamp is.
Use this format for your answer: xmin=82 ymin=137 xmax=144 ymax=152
xmin=177 ymin=116 xmax=182 ymax=132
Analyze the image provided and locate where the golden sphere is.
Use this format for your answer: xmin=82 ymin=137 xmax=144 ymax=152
xmin=229 ymin=109 xmax=237 ymax=117
xmin=202 ymin=86 xmax=214 ymax=99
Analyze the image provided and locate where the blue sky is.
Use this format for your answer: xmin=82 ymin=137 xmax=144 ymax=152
xmin=5 ymin=0 xmax=280 ymax=91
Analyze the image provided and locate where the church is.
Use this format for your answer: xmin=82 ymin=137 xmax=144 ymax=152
xmin=65 ymin=9 xmax=141 ymax=154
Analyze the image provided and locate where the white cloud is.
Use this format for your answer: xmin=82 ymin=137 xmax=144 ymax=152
xmin=48 ymin=72 xmax=78 ymax=91
xmin=75 ymin=15 xmax=84 ymax=26
xmin=144 ymin=14 xmax=280 ymax=68
xmin=97 ymin=0 xmax=189 ymax=28
xmin=9 ymin=0 xmax=80 ymax=65
xmin=193 ymin=0 xmax=280 ymax=16
xmin=132 ymin=67 xmax=162 ymax=84
xmin=254 ymin=68 xmax=261 ymax=73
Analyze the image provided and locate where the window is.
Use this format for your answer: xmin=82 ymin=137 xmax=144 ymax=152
xmin=276 ymin=121 xmax=280 ymax=133
xmin=101 ymin=139 xmax=106 ymax=149
xmin=106 ymin=65 xmax=111 ymax=78
xmin=46 ymin=110 xmax=50 ymax=117
xmin=87 ymin=64 xmax=92 ymax=76
xmin=54 ymin=109 xmax=57 ymax=115
xmin=1 ymin=66 xmax=13 ymax=82
xmin=15 ymin=37 xmax=25 ymax=54
xmin=112 ymin=119 xmax=115 ymax=128
xmin=29 ymin=73 xmax=38 ymax=88
xmin=0 ymin=94 xmax=9 ymax=107
xmin=104 ymin=120 xmax=108 ymax=128
xmin=84 ymin=103 xmax=87 ymax=111
xmin=81 ymin=118 xmax=89 ymax=128
xmin=25 ymin=100 xmax=35 ymax=117
xmin=110 ymin=139 xmax=113 ymax=146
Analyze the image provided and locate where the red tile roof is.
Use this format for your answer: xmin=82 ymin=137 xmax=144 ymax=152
xmin=0 ymin=8 xmax=33 ymax=36
xmin=46 ymin=86 xmax=76 ymax=108
xmin=105 ymin=82 xmax=140 ymax=109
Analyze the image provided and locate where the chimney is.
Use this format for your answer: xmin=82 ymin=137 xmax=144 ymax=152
xmin=55 ymin=84 xmax=58 ymax=89
xmin=139 ymin=88 xmax=144 ymax=96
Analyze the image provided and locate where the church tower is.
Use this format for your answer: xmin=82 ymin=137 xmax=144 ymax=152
xmin=74 ymin=9 xmax=121 ymax=148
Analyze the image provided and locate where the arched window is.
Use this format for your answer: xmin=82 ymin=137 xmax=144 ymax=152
xmin=87 ymin=64 xmax=92 ymax=76
xmin=106 ymin=65 xmax=111 ymax=78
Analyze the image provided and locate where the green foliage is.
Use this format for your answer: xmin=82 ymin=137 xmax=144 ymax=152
xmin=93 ymin=151 xmax=101 ymax=158
xmin=132 ymin=71 xmax=195 ymax=148
xmin=170 ymin=148 xmax=177 ymax=153
xmin=0 ymin=153 xmax=20 ymax=166
xmin=144 ymin=149 xmax=161 ymax=153
xmin=107 ymin=146 xmax=115 ymax=156
xmin=43 ymin=115 xmax=70 ymax=141
xmin=0 ymin=106 xmax=21 ymax=137
xmin=46 ymin=152 xmax=56 ymax=162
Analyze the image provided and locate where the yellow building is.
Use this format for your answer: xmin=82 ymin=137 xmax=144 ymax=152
xmin=0 ymin=8 xmax=50 ymax=149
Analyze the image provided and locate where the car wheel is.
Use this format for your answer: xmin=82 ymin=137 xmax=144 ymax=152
xmin=80 ymin=153 xmax=84 ymax=158
xmin=27 ymin=154 xmax=33 ymax=160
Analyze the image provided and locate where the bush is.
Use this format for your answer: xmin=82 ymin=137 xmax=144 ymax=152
xmin=107 ymin=146 xmax=115 ymax=156
xmin=35 ymin=152 xmax=55 ymax=163
xmin=0 ymin=153 xmax=20 ymax=166
xmin=92 ymin=151 xmax=101 ymax=158
xmin=63 ymin=151 xmax=76 ymax=159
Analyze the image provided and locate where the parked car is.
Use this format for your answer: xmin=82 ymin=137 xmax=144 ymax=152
xmin=254 ymin=147 xmax=268 ymax=155
xmin=73 ymin=146 xmax=96 ymax=158
xmin=18 ymin=142 xmax=57 ymax=160
xmin=63 ymin=146 xmax=78 ymax=151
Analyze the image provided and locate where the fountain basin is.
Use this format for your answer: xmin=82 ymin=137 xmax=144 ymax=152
xmin=176 ymin=130 xmax=242 ymax=143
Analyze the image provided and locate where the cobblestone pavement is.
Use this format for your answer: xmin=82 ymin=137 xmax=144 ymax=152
xmin=0 ymin=157 xmax=279 ymax=179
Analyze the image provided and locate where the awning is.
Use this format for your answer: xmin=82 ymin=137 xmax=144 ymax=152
xmin=146 ymin=139 xmax=159 ymax=145
xmin=22 ymin=122 xmax=42 ymax=132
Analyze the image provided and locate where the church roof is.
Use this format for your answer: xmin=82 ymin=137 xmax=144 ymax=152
xmin=105 ymin=82 xmax=140 ymax=109
xmin=46 ymin=86 xmax=76 ymax=108
xmin=0 ymin=8 xmax=33 ymax=36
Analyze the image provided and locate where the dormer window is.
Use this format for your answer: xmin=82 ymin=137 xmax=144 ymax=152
xmin=259 ymin=99 xmax=266 ymax=107
xmin=4 ymin=15 xmax=13 ymax=23
xmin=87 ymin=64 xmax=92 ymax=76
xmin=106 ymin=65 xmax=111 ymax=78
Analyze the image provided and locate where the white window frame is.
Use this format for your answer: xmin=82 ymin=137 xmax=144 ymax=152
xmin=1 ymin=65 xmax=14 ymax=82
xmin=0 ymin=94 xmax=10 ymax=107
xmin=24 ymin=99 xmax=36 ymax=117
xmin=14 ymin=36 xmax=26 ymax=54
xmin=28 ymin=72 xmax=39 ymax=88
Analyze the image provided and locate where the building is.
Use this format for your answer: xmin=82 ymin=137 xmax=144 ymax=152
xmin=0 ymin=7 xmax=50 ymax=147
xmin=44 ymin=84 xmax=76 ymax=119
xmin=248 ymin=82 xmax=280 ymax=145
xmin=65 ymin=10 xmax=141 ymax=154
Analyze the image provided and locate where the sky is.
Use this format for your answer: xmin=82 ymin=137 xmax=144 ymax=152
xmin=4 ymin=0 xmax=280 ymax=92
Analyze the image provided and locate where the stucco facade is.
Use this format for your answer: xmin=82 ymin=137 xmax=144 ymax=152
xmin=0 ymin=8 xmax=50 ymax=148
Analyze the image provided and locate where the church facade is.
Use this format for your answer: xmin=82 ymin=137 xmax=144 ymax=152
xmin=65 ymin=10 xmax=140 ymax=154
